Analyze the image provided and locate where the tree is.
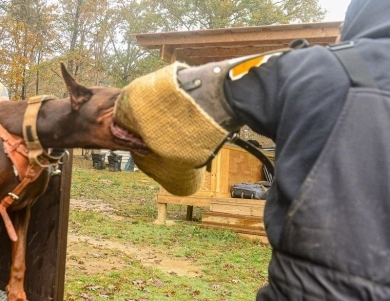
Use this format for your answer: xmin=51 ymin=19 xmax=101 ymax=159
xmin=54 ymin=0 xmax=110 ymax=84
xmin=0 ymin=0 xmax=57 ymax=100
xmin=103 ymin=0 xmax=168 ymax=87
xmin=138 ymin=0 xmax=326 ymax=30
xmin=0 ymin=0 xmax=327 ymax=100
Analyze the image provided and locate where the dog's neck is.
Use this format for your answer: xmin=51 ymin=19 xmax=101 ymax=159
xmin=0 ymin=98 xmax=74 ymax=147
xmin=0 ymin=100 xmax=28 ymax=137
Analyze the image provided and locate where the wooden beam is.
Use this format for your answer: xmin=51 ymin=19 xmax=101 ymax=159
xmin=202 ymin=212 xmax=265 ymax=231
xmin=175 ymin=45 xmax=288 ymax=63
xmin=137 ymin=22 xmax=341 ymax=64
xmin=159 ymin=44 xmax=202 ymax=64
xmin=179 ymin=45 xmax=284 ymax=58
xmin=157 ymin=194 xmax=212 ymax=207
xmin=136 ymin=22 xmax=341 ymax=49
xmin=161 ymin=45 xmax=174 ymax=63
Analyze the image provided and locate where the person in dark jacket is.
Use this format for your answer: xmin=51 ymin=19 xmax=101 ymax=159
xmin=113 ymin=0 xmax=390 ymax=299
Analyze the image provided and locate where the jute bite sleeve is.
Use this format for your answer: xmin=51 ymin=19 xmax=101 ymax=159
xmin=114 ymin=62 xmax=229 ymax=196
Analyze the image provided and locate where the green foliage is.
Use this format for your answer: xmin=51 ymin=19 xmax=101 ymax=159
xmin=138 ymin=0 xmax=326 ymax=30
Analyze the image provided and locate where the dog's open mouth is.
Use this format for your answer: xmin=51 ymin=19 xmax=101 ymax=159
xmin=110 ymin=122 xmax=150 ymax=155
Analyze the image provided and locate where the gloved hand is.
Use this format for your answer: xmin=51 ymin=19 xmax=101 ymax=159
xmin=177 ymin=61 xmax=242 ymax=132
xmin=114 ymin=61 xmax=231 ymax=196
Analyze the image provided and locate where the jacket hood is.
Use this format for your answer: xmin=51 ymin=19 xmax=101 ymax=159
xmin=341 ymin=0 xmax=390 ymax=41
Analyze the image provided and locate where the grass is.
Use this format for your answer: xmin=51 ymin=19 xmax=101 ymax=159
xmin=65 ymin=154 xmax=271 ymax=301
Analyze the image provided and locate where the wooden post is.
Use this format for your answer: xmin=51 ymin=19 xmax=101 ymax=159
xmin=156 ymin=203 xmax=167 ymax=224
xmin=186 ymin=206 xmax=194 ymax=221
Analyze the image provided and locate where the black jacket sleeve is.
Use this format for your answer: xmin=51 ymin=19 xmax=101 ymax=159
xmin=224 ymin=45 xmax=350 ymax=245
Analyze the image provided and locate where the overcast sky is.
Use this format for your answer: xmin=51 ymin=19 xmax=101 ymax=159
xmin=320 ymin=0 xmax=351 ymax=21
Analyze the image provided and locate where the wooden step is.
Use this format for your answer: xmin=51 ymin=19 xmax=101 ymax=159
xmin=202 ymin=211 xmax=265 ymax=231
xmin=238 ymin=233 xmax=269 ymax=244
xmin=200 ymin=223 xmax=267 ymax=236
xmin=209 ymin=199 xmax=265 ymax=217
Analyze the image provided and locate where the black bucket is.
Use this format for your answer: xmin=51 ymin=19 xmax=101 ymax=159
xmin=108 ymin=154 xmax=122 ymax=172
xmin=92 ymin=153 xmax=106 ymax=170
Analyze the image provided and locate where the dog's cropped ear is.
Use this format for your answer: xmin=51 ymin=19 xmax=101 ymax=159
xmin=60 ymin=62 xmax=93 ymax=111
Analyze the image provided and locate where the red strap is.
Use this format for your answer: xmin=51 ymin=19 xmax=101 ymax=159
xmin=0 ymin=202 xmax=17 ymax=241
xmin=0 ymin=124 xmax=45 ymax=241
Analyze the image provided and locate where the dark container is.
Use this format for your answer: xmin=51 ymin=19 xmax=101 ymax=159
xmin=108 ymin=154 xmax=122 ymax=172
xmin=92 ymin=153 xmax=106 ymax=170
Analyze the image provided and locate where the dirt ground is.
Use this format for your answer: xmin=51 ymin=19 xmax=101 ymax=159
xmin=67 ymin=199 xmax=203 ymax=278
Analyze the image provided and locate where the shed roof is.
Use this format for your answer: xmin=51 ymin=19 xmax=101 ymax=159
xmin=135 ymin=21 xmax=342 ymax=65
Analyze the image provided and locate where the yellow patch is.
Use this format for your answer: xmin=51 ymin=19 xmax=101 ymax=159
xmin=229 ymin=52 xmax=284 ymax=81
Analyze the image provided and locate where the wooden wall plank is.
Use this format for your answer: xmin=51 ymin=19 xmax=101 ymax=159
xmin=156 ymin=195 xmax=212 ymax=207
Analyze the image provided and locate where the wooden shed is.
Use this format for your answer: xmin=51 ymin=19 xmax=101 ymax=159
xmin=135 ymin=22 xmax=342 ymax=241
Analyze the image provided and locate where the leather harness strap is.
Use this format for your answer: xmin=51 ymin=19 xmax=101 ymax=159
xmin=328 ymin=41 xmax=378 ymax=88
xmin=202 ymin=132 xmax=275 ymax=179
xmin=23 ymin=95 xmax=65 ymax=167
xmin=0 ymin=124 xmax=45 ymax=241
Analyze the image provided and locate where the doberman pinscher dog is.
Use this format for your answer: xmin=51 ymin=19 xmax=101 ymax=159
xmin=0 ymin=64 xmax=149 ymax=301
